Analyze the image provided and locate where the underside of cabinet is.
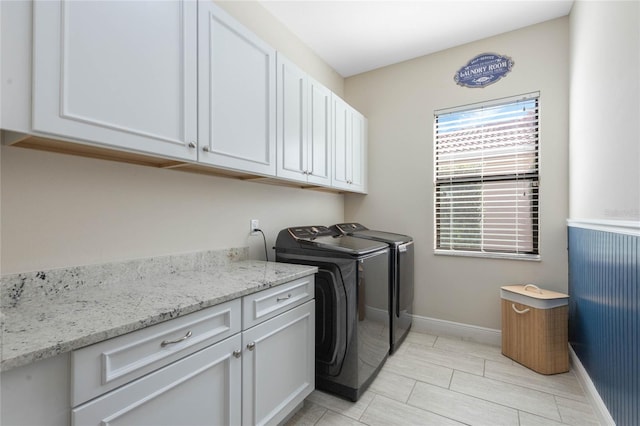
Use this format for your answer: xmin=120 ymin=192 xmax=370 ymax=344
xmin=2 ymin=131 xmax=346 ymax=193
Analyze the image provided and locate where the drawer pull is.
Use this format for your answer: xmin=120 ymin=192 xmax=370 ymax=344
xmin=247 ymin=342 xmax=255 ymax=351
xmin=511 ymin=304 xmax=531 ymax=315
xmin=277 ymin=293 xmax=292 ymax=302
xmin=160 ymin=330 xmax=193 ymax=347
xmin=232 ymin=350 xmax=242 ymax=358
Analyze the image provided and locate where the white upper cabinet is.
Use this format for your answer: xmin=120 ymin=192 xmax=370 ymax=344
xmin=351 ymin=109 xmax=366 ymax=191
xmin=276 ymin=54 xmax=332 ymax=186
xmin=276 ymin=55 xmax=308 ymax=182
xmin=32 ymin=0 xmax=198 ymax=161
xmin=198 ymin=1 xmax=277 ymax=176
xmin=332 ymin=95 xmax=367 ymax=193
xmin=307 ymin=78 xmax=333 ymax=185
xmin=2 ymin=1 xmax=368 ymax=192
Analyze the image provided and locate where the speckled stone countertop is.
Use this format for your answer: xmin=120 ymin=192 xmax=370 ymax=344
xmin=0 ymin=248 xmax=317 ymax=372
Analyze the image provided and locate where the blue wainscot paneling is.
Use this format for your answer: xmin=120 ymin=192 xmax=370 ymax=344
xmin=568 ymin=224 xmax=639 ymax=426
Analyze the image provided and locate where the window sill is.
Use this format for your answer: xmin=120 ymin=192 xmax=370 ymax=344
xmin=434 ymin=249 xmax=541 ymax=262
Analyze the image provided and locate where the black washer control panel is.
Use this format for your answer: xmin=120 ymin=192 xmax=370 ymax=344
xmin=288 ymin=225 xmax=336 ymax=240
xmin=333 ymin=223 xmax=369 ymax=234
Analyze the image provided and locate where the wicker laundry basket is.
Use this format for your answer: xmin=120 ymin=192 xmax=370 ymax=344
xmin=501 ymin=284 xmax=569 ymax=375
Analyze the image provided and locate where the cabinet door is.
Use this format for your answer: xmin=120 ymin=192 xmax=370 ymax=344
xmin=276 ymin=54 xmax=308 ymax=181
xmin=32 ymin=0 xmax=198 ymax=161
xmin=332 ymin=95 xmax=367 ymax=193
xmin=242 ymin=301 xmax=315 ymax=426
xmin=332 ymin=95 xmax=352 ymax=190
xmin=307 ymin=79 xmax=332 ymax=186
xmin=276 ymin=54 xmax=332 ymax=186
xmin=72 ymin=335 xmax=242 ymax=426
xmin=198 ymin=1 xmax=276 ymax=176
xmin=349 ymin=110 xmax=367 ymax=193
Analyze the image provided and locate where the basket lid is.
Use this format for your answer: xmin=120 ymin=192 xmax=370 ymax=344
xmin=501 ymin=284 xmax=568 ymax=300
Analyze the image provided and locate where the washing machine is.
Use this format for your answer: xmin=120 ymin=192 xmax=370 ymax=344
xmin=275 ymin=225 xmax=389 ymax=401
xmin=332 ymin=223 xmax=414 ymax=354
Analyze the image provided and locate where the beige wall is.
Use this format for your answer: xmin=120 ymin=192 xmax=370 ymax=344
xmin=0 ymin=1 xmax=345 ymax=274
xmin=344 ymin=18 xmax=570 ymax=330
xmin=1 ymin=148 xmax=343 ymax=274
xmin=569 ymin=1 xmax=640 ymax=222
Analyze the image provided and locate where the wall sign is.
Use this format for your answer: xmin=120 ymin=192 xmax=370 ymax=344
xmin=454 ymin=53 xmax=514 ymax=88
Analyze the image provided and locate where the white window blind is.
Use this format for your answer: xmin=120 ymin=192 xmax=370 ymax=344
xmin=434 ymin=93 xmax=539 ymax=258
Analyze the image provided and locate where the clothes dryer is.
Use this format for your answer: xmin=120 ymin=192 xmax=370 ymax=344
xmin=332 ymin=223 xmax=414 ymax=353
xmin=275 ymin=226 xmax=389 ymax=401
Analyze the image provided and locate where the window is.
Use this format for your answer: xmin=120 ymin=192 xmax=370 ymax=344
xmin=434 ymin=92 xmax=539 ymax=259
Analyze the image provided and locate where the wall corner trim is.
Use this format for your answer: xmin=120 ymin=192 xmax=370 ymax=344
xmin=569 ymin=345 xmax=616 ymax=426
xmin=567 ymin=218 xmax=640 ymax=236
xmin=411 ymin=314 xmax=502 ymax=347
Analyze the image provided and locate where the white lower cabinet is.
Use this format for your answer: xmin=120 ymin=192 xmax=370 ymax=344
xmin=242 ymin=301 xmax=315 ymax=426
xmin=70 ymin=276 xmax=315 ymax=426
xmin=72 ymin=334 xmax=242 ymax=426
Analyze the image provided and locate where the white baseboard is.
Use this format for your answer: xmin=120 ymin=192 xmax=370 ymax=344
xmin=411 ymin=314 xmax=502 ymax=347
xmin=569 ymin=346 xmax=616 ymax=426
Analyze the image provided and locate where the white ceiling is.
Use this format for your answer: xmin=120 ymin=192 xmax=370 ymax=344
xmin=260 ymin=0 xmax=574 ymax=77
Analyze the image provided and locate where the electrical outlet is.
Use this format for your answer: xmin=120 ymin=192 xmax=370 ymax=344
xmin=250 ymin=219 xmax=260 ymax=235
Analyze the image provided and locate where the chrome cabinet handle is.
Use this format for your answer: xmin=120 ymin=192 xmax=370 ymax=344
xmin=187 ymin=142 xmax=196 ymax=149
xmin=277 ymin=293 xmax=292 ymax=302
xmin=233 ymin=350 xmax=242 ymax=358
xmin=160 ymin=330 xmax=193 ymax=347
xmin=202 ymin=146 xmax=211 ymax=152
xmin=247 ymin=342 xmax=255 ymax=351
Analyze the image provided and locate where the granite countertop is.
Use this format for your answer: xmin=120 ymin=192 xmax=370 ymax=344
xmin=0 ymin=249 xmax=317 ymax=372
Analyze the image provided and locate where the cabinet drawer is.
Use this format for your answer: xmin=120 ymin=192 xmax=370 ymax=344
xmin=73 ymin=334 xmax=242 ymax=426
xmin=243 ymin=275 xmax=314 ymax=329
xmin=72 ymin=299 xmax=241 ymax=406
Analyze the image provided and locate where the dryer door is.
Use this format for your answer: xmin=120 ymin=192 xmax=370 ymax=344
xmin=272 ymin=252 xmax=350 ymax=378
xmin=315 ymin=263 xmax=349 ymax=377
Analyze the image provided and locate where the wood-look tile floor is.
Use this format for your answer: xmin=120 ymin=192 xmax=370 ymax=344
xmin=285 ymin=331 xmax=601 ymax=426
